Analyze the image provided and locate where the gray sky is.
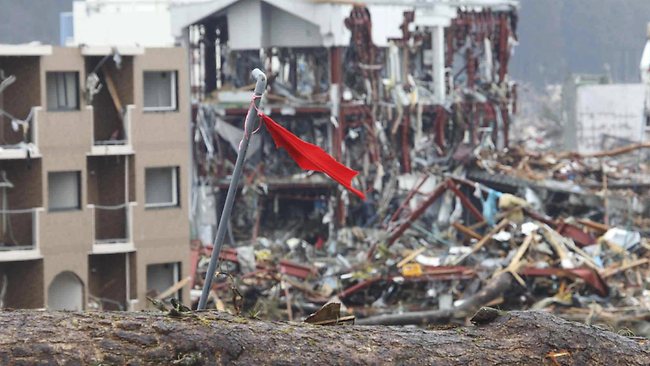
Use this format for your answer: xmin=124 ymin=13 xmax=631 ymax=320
xmin=2 ymin=0 xmax=649 ymax=89
xmin=511 ymin=0 xmax=650 ymax=88
xmin=0 ymin=0 xmax=73 ymax=45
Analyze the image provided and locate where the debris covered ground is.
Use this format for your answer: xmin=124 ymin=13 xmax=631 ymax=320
xmin=179 ymin=2 xmax=650 ymax=336
xmin=187 ymin=141 xmax=650 ymax=335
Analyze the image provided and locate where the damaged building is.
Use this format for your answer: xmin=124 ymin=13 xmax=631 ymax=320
xmin=169 ymin=0 xmax=650 ymax=335
xmin=173 ymin=0 xmax=520 ymax=248
xmin=0 ymin=44 xmax=190 ymax=310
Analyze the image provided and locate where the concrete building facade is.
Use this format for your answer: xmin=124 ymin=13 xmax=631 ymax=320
xmin=0 ymin=44 xmax=190 ymax=311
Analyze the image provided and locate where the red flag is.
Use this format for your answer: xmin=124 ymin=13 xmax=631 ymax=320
xmin=260 ymin=114 xmax=366 ymax=200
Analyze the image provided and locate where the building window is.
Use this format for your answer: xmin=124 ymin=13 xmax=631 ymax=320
xmin=146 ymin=262 xmax=181 ymax=301
xmin=48 ymin=171 xmax=81 ymax=211
xmin=143 ymin=71 xmax=177 ymax=112
xmin=46 ymin=72 xmax=79 ymax=111
xmin=145 ymin=167 xmax=179 ymax=208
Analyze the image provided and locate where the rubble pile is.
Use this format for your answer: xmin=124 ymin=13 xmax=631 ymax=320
xmin=185 ymin=1 xmax=650 ymax=334
xmin=189 ymin=143 xmax=650 ymax=334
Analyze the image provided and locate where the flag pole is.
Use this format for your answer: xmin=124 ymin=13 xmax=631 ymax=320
xmin=197 ymin=69 xmax=267 ymax=310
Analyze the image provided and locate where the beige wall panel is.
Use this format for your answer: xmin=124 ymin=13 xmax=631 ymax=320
xmin=43 ymin=251 xmax=88 ymax=309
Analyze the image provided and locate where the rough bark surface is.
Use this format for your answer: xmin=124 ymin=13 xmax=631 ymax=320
xmin=0 ymin=309 xmax=648 ymax=365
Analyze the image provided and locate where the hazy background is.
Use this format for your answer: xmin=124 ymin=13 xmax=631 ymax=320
xmin=0 ymin=0 xmax=73 ymax=45
xmin=512 ymin=0 xmax=650 ymax=88
xmin=1 ymin=0 xmax=650 ymax=88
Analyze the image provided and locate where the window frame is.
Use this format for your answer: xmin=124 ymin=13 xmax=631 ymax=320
xmin=146 ymin=262 xmax=182 ymax=301
xmin=47 ymin=171 xmax=81 ymax=212
xmin=142 ymin=70 xmax=178 ymax=112
xmin=144 ymin=167 xmax=179 ymax=209
xmin=46 ymin=71 xmax=80 ymax=111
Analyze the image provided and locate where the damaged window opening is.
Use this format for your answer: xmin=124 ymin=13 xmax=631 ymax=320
xmin=48 ymin=171 xmax=81 ymax=212
xmin=143 ymin=71 xmax=177 ymax=112
xmin=46 ymin=72 xmax=79 ymax=111
xmin=146 ymin=262 xmax=181 ymax=301
xmin=145 ymin=167 xmax=179 ymax=208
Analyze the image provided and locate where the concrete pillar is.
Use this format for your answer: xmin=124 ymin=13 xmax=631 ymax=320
xmin=431 ymin=26 xmax=446 ymax=104
xmin=641 ymin=23 xmax=650 ymax=82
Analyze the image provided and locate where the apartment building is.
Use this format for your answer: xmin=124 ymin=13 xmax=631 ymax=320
xmin=0 ymin=44 xmax=189 ymax=311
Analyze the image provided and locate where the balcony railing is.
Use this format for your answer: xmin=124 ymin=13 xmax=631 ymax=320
xmin=90 ymin=105 xmax=134 ymax=155
xmin=88 ymin=202 xmax=135 ymax=253
xmin=0 ymin=106 xmax=41 ymax=159
xmin=0 ymin=208 xmax=42 ymax=261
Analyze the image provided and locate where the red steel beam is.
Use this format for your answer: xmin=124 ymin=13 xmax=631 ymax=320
xmin=339 ymin=266 xmax=475 ymax=298
xmin=433 ymin=106 xmax=447 ymax=151
xmin=446 ymin=180 xmax=484 ymax=222
xmin=279 ymin=259 xmax=319 ymax=280
xmin=338 ymin=276 xmax=384 ymax=299
xmin=386 ymin=180 xmax=448 ymax=246
xmin=520 ymin=267 xmax=608 ymax=297
xmin=401 ymin=111 xmax=411 ymax=173
xmin=386 ymin=174 xmax=428 ymax=228
xmin=556 ymin=221 xmax=596 ymax=248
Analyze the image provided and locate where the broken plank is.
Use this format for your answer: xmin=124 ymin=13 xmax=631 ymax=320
xmin=452 ymin=218 xmax=510 ymax=265
xmin=155 ymin=276 xmax=192 ymax=300
xmin=101 ymin=64 xmax=124 ymax=117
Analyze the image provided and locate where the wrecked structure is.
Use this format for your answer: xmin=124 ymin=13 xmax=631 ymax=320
xmin=0 ymin=44 xmax=190 ymax=311
xmin=177 ymin=0 xmax=520 ymax=245
xmin=171 ymin=0 xmax=650 ymax=335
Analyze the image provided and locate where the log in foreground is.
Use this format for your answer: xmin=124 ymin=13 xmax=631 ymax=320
xmin=1 ymin=309 xmax=649 ymax=365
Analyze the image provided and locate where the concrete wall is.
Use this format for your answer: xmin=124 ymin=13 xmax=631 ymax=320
xmin=72 ymin=1 xmax=174 ymax=47
xmin=38 ymin=48 xmax=92 ymax=308
xmin=561 ymin=74 xmax=610 ymax=150
xmin=575 ymin=83 xmax=646 ymax=153
xmin=266 ymin=3 xmax=323 ymax=48
xmin=131 ymin=47 xmax=190 ymax=307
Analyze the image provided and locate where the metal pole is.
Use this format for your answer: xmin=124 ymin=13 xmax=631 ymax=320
xmin=197 ymin=69 xmax=267 ymax=310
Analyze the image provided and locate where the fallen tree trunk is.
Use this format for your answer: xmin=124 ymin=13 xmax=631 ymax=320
xmin=1 ymin=308 xmax=649 ymax=365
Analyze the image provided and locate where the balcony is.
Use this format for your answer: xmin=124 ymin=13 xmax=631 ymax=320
xmin=90 ymin=105 xmax=134 ymax=155
xmin=0 ymin=159 xmax=43 ymax=261
xmin=89 ymin=251 xmax=137 ymax=311
xmin=87 ymin=154 xmax=135 ymax=253
xmin=0 ymin=208 xmax=43 ymax=262
xmin=89 ymin=202 xmax=136 ymax=254
xmin=85 ymin=55 xmax=134 ymax=156
xmin=0 ymin=258 xmax=44 ymax=308
xmin=0 ymin=107 xmax=40 ymax=160
xmin=0 ymin=54 xmax=43 ymax=160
